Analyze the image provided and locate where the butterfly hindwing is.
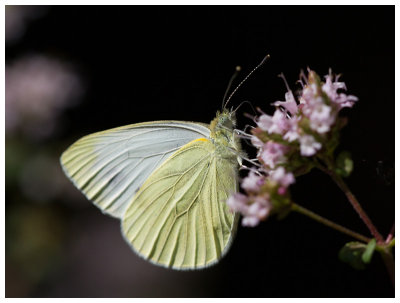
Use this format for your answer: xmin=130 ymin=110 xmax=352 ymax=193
xmin=122 ymin=138 xmax=239 ymax=269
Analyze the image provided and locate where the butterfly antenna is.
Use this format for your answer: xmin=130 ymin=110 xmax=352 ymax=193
xmin=223 ymin=54 xmax=270 ymax=109
xmin=221 ymin=66 xmax=242 ymax=109
xmin=233 ymin=100 xmax=256 ymax=115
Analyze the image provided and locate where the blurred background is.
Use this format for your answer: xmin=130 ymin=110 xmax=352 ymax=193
xmin=5 ymin=5 xmax=394 ymax=297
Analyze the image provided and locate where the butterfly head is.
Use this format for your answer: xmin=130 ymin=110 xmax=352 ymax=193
xmin=209 ymin=109 xmax=241 ymax=156
xmin=210 ymin=109 xmax=236 ymax=133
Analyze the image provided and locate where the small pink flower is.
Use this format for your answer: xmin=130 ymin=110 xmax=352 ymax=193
xmin=301 ymin=83 xmax=336 ymax=133
xmin=269 ymin=167 xmax=295 ymax=188
xmin=322 ymin=72 xmax=358 ymax=109
xmin=227 ymin=192 xmax=272 ymax=227
xmin=248 ymin=199 xmax=269 ymax=218
xmin=308 ymin=101 xmax=335 ymax=134
xmin=277 ymin=187 xmax=287 ymax=195
xmin=260 ymin=141 xmax=289 ymax=169
xmin=242 ymin=216 xmax=260 ymax=227
xmin=257 ymin=110 xmax=291 ymax=135
xmin=301 ymin=83 xmax=319 ymax=105
xmin=241 ymin=171 xmax=265 ymax=193
xmin=257 ymin=114 xmax=273 ymax=131
xmin=283 ymin=116 xmax=300 ymax=142
xmin=269 ymin=110 xmax=292 ymax=135
xmin=226 ymin=193 xmax=248 ymax=213
xmin=322 ymin=72 xmax=345 ymax=96
xmin=273 ymin=91 xmax=299 ymax=116
xmin=299 ymin=134 xmax=322 ymax=156
xmin=334 ymin=94 xmax=358 ymax=109
xmin=258 ymin=109 xmax=300 ymax=142
xmin=241 ymin=196 xmax=272 ymax=227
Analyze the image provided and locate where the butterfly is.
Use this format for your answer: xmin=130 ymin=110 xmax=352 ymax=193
xmin=60 ymin=55 xmax=269 ymax=270
xmin=60 ymin=109 xmax=241 ymax=269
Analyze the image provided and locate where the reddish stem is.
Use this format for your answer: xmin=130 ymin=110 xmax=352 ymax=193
xmin=386 ymin=222 xmax=395 ymax=243
xmin=315 ymin=159 xmax=384 ymax=243
xmin=329 ymin=172 xmax=384 ymax=243
xmin=317 ymin=158 xmax=392 ymax=285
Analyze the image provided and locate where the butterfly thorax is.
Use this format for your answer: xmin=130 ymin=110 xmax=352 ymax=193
xmin=209 ymin=109 xmax=242 ymax=161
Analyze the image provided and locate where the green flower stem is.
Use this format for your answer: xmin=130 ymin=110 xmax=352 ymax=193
xmin=315 ymin=159 xmax=385 ymax=243
xmin=291 ymin=202 xmax=370 ymax=243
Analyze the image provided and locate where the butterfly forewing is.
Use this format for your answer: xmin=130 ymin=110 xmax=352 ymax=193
xmin=122 ymin=138 xmax=239 ymax=269
xmin=60 ymin=121 xmax=210 ymax=218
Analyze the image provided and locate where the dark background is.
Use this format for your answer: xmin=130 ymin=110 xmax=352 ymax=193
xmin=5 ymin=5 xmax=394 ymax=297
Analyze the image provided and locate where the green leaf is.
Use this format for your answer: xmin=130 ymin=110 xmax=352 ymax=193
xmin=338 ymin=242 xmax=367 ymax=270
xmin=335 ymin=151 xmax=353 ymax=177
xmin=361 ymin=239 xmax=376 ymax=264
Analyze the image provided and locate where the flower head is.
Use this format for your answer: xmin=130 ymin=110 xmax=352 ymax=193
xmin=227 ymin=68 xmax=358 ymax=228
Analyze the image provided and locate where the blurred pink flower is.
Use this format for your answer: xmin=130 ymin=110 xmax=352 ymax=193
xmin=300 ymin=82 xmax=319 ymax=105
xmin=269 ymin=167 xmax=295 ymax=188
xmin=282 ymin=116 xmax=300 ymax=142
xmin=273 ymin=90 xmax=299 ymax=116
xmin=6 ymin=55 xmax=83 ymax=139
xmin=241 ymin=197 xmax=272 ymax=227
xmin=241 ymin=171 xmax=265 ymax=192
xmin=257 ymin=110 xmax=291 ymax=136
xmin=257 ymin=114 xmax=274 ymax=131
xmin=227 ymin=192 xmax=272 ymax=227
xmin=260 ymin=141 xmax=289 ymax=169
xmin=226 ymin=193 xmax=249 ymax=213
xmin=322 ymin=72 xmax=358 ymax=108
xmin=258 ymin=88 xmax=300 ymax=142
xmin=299 ymin=134 xmax=322 ymax=156
xmin=302 ymin=96 xmax=335 ymax=134
xmin=269 ymin=110 xmax=292 ymax=135
xmin=277 ymin=187 xmax=287 ymax=195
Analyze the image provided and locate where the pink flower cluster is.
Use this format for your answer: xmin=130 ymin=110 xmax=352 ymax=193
xmin=255 ymin=70 xmax=357 ymax=168
xmin=226 ymin=69 xmax=358 ymax=227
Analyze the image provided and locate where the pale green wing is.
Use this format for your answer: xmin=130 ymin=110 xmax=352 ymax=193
xmin=60 ymin=121 xmax=210 ymax=218
xmin=122 ymin=138 xmax=240 ymax=270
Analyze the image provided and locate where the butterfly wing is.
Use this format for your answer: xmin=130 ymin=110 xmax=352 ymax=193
xmin=60 ymin=121 xmax=210 ymax=218
xmin=122 ymin=138 xmax=240 ymax=269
